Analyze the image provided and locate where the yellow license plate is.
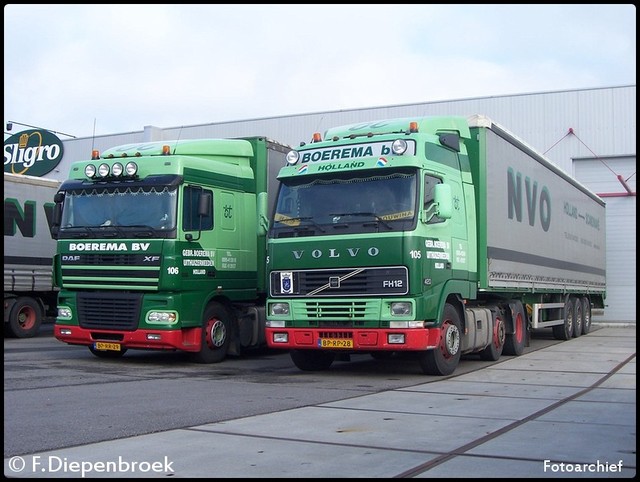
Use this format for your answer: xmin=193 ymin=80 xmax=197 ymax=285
xmin=319 ymin=338 xmax=353 ymax=349
xmin=94 ymin=342 xmax=122 ymax=351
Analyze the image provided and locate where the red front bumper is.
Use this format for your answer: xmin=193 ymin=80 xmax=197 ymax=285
xmin=266 ymin=327 xmax=441 ymax=351
xmin=54 ymin=324 xmax=202 ymax=352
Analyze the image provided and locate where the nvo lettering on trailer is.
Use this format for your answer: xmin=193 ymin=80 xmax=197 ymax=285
xmin=4 ymin=198 xmax=55 ymax=238
xmin=507 ymin=168 xmax=551 ymax=231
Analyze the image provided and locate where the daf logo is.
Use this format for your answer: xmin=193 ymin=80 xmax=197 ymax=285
xmin=144 ymin=256 xmax=160 ymax=262
xmin=62 ymin=255 xmax=81 ymax=262
xmin=292 ymin=247 xmax=379 ymax=259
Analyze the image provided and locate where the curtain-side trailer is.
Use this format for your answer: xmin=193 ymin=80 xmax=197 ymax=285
xmin=4 ymin=172 xmax=60 ymax=337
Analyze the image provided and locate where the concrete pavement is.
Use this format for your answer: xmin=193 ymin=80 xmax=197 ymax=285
xmin=4 ymin=325 xmax=636 ymax=478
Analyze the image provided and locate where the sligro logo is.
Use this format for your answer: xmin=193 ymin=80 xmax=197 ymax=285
xmin=4 ymin=129 xmax=64 ymax=176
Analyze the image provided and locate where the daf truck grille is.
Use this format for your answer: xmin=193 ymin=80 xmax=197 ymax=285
xmin=77 ymin=292 xmax=142 ymax=331
xmin=270 ymin=266 xmax=408 ymax=297
xmin=61 ymin=253 xmax=161 ymax=290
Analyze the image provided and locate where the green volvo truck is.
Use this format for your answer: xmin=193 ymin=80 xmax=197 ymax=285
xmin=52 ymin=137 xmax=289 ymax=362
xmin=265 ymin=115 xmax=606 ymax=375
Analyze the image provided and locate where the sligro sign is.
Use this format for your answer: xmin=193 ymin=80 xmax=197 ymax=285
xmin=4 ymin=129 xmax=64 ymax=176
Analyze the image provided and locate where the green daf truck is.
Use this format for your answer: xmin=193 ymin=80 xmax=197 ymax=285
xmin=265 ymin=115 xmax=606 ymax=375
xmin=52 ymin=137 xmax=289 ymax=362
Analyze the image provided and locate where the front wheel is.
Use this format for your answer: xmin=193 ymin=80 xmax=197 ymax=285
xmin=418 ymin=304 xmax=462 ymax=376
xmin=290 ymin=350 xmax=335 ymax=371
xmin=190 ymin=303 xmax=232 ymax=364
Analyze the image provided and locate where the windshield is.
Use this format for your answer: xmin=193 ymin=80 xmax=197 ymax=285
xmin=270 ymin=170 xmax=417 ymax=237
xmin=59 ymin=185 xmax=178 ymax=238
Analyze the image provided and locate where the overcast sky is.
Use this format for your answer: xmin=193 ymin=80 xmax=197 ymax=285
xmin=4 ymin=4 xmax=636 ymax=140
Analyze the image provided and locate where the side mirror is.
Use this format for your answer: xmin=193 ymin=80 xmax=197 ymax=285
xmin=50 ymin=192 xmax=65 ymax=239
xmin=198 ymin=191 xmax=211 ymax=217
xmin=434 ymin=183 xmax=452 ymax=219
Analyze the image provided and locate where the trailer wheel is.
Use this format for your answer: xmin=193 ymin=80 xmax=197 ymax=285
xmin=572 ymin=296 xmax=583 ymax=338
xmin=553 ymin=295 xmax=574 ymax=341
xmin=89 ymin=345 xmax=127 ymax=359
xmin=503 ymin=301 xmax=526 ymax=356
xmin=480 ymin=313 xmax=505 ymax=361
xmin=290 ymin=350 xmax=335 ymax=371
xmin=581 ymin=297 xmax=592 ymax=335
xmin=418 ymin=303 xmax=462 ymax=376
xmin=7 ymin=297 xmax=43 ymax=338
xmin=190 ymin=303 xmax=231 ymax=364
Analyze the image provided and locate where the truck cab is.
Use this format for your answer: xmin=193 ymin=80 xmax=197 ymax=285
xmin=265 ymin=118 xmax=479 ymax=374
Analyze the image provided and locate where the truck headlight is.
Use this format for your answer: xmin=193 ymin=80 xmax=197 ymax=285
xmin=111 ymin=162 xmax=124 ymax=176
xmin=57 ymin=307 xmax=72 ymax=320
xmin=389 ymin=320 xmax=425 ymax=329
xmin=286 ymin=150 xmax=299 ymax=165
xmin=392 ymin=139 xmax=408 ymax=155
xmin=84 ymin=164 xmax=96 ymax=178
xmin=269 ymin=302 xmax=290 ymax=316
xmin=388 ymin=333 xmax=406 ymax=344
xmin=391 ymin=302 xmax=412 ymax=316
xmin=266 ymin=320 xmax=286 ymax=328
xmin=147 ymin=311 xmax=178 ymax=324
xmin=125 ymin=162 xmax=138 ymax=176
xmin=98 ymin=163 xmax=110 ymax=177
xmin=273 ymin=333 xmax=289 ymax=343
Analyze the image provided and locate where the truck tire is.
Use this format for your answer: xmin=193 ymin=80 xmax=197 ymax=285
xmin=418 ymin=303 xmax=462 ymax=376
xmin=290 ymin=350 xmax=335 ymax=371
xmin=553 ymin=295 xmax=574 ymax=341
xmin=503 ymin=301 xmax=526 ymax=356
xmin=7 ymin=297 xmax=43 ymax=338
xmin=581 ymin=297 xmax=592 ymax=335
xmin=572 ymin=296 xmax=583 ymax=338
xmin=479 ymin=311 xmax=505 ymax=361
xmin=190 ymin=303 xmax=232 ymax=364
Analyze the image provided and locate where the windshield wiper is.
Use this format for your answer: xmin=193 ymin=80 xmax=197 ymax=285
xmin=62 ymin=225 xmax=94 ymax=238
xmin=123 ymin=225 xmax=159 ymax=237
xmin=329 ymin=212 xmax=392 ymax=230
xmin=98 ymin=224 xmax=126 ymax=237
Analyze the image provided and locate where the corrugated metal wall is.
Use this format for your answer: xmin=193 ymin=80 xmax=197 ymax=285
xmin=51 ymin=85 xmax=638 ymax=322
xmin=574 ymin=156 xmax=636 ymax=322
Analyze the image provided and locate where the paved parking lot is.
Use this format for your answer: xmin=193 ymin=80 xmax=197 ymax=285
xmin=4 ymin=324 xmax=635 ymax=478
